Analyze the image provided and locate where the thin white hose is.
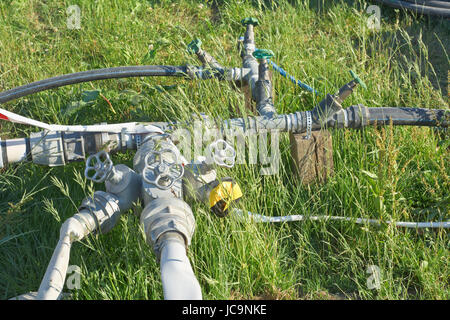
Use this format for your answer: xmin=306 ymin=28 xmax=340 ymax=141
xmin=36 ymin=235 xmax=72 ymax=300
xmin=0 ymin=107 xmax=163 ymax=134
xmin=233 ymin=209 xmax=450 ymax=229
xmin=36 ymin=217 xmax=89 ymax=300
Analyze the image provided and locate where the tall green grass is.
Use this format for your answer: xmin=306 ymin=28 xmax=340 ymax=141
xmin=0 ymin=0 xmax=448 ymax=300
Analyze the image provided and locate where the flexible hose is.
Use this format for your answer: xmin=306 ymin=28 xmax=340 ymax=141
xmin=367 ymin=107 xmax=449 ymax=127
xmin=0 ymin=106 xmax=164 ymax=134
xmin=36 ymin=235 xmax=72 ymax=300
xmin=36 ymin=216 xmax=89 ymax=300
xmin=403 ymin=1 xmax=450 ymax=9
xmin=0 ymin=65 xmax=187 ymax=104
xmin=233 ymin=209 xmax=450 ymax=229
xmin=375 ymin=0 xmax=450 ymax=18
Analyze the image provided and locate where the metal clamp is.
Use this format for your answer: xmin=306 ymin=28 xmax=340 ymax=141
xmin=84 ymin=150 xmax=113 ymax=183
xmin=142 ymin=148 xmax=184 ymax=190
xmin=304 ymin=111 xmax=312 ymax=140
xmin=208 ymin=139 xmax=236 ymax=168
xmin=135 ymin=134 xmax=142 ymax=150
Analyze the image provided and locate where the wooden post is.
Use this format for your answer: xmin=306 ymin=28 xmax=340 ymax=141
xmin=289 ymin=130 xmax=334 ymax=184
xmin=242 ymin=82 xmax=256 ymax=114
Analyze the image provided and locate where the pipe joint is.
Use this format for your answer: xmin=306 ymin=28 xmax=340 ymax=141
xmin=78 ymin=191 xmax=122 ymax=235
xmin=140 ymin=197 xmax=195 ymax=259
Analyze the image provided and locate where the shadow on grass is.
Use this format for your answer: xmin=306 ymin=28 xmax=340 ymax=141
xmin=354 ymin=11 xmax=449 ymax=97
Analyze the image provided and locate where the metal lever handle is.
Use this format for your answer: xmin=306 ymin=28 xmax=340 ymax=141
xmin=208 ymin=139 xmax=236 ymax=168
xmin=84 ymin=150 xmax=113 ymax=183
xmin=142 ymin=148 xmax=184 ymax=190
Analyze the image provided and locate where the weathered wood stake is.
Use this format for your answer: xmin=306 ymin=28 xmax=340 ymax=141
xmin=289 ymin=130 xmax=334 ymax=184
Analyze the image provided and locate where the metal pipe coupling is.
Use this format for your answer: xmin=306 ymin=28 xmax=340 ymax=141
xmin=140 ymin=198 xmax=196 ymax=259
xmin=77 ymin=191 xmax=122 ymax=235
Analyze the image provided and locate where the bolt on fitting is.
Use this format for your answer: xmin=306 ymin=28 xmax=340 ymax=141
xmin=77 ymin=191 xmax=122 ymax=235
xmin=140 ymin=198 xmax=196 ymax=259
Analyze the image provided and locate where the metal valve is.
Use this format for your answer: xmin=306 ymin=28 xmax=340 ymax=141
xmin=84 ymin=150 xmax=114 ymax=183
xmin=143 ymin=148 xmax=184 ymax=190
xmin=208 ymin=139 xmax=236 ymax=168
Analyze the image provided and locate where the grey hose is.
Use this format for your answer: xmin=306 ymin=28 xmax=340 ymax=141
xmin=367 ymin=107 xmax=449 ymax=127
xmin=375 ymin=0 xmax=450 ymax=18
xmin=0 ymin=65 xmax=188 ymax=104
xmin=404 ymin=1 xmax=450 ymax=9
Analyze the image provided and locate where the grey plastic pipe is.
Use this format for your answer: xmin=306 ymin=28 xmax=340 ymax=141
xmin=36 ymin=234 xmax=72 ymax=300
xmin=367 ymin=107 xmax=449 ymax=127
xmin=36 ymin=214 xmax=94 ymax=300
xmin=1 ymin=106 xmax=447 ymax=169
xmin=0 ymin=137 xmax=28 ymax=168
xmin=159 ymin=233 xmax=202 ymax=300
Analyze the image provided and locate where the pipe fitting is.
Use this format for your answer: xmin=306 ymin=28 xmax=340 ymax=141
xmin=346 ymin=104 xmax=369 ymax=129
xmin=30 ymin=131 xmax=65 ymax=166
xmin=182 ymin=160 xmax=217 ymax=203
xmin=60 ymin=215 xmax=93 ymax=242
xmin=140 ymin=197 xmax=195 ymax=259
xmin=105 ymin=164 xmax=142 ymax=211
xmin=78 ymin=191 xmax=122 ymax=235
xmin=135 ymin=134 xmax=184 ymax=203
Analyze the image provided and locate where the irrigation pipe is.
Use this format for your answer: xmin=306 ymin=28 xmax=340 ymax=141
xmin=0 ymin=66 xmax=187 ymax=105
xmin=233 ymin=209 xmax=450 ymax=229
xmin=0 ymin=106 xmax=163 ymax=134
xmin=375 ymin=0 xmax=450 ymax=18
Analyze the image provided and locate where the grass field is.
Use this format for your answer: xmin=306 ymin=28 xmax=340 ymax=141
xmin=0 ymin=0 xmax=449 ymax=300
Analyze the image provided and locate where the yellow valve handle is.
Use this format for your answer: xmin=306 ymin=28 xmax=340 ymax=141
xmin=209 ymin=178 xmax=243 ymax=217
